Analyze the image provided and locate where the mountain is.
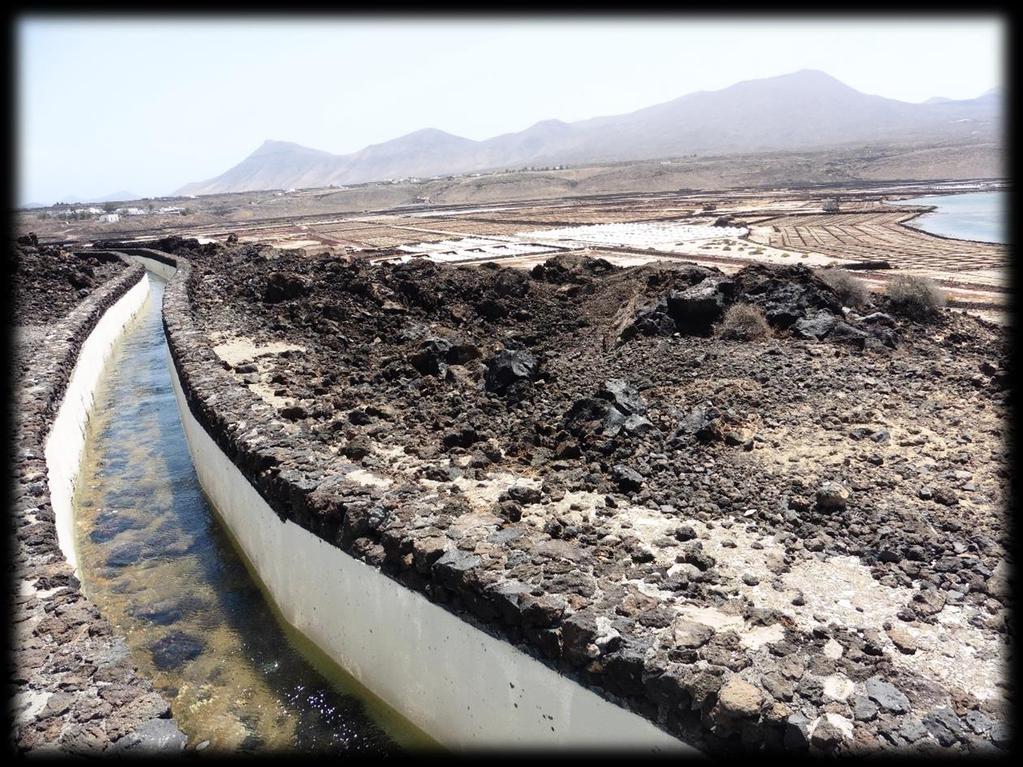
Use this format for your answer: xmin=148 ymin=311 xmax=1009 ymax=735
xmin=178 ymin=70 xmax=1002 ymax=196
xmin=184 ymin=141 xmax=342 ymax=195
xmin=55 ymin=190 xmax=142 ymax=205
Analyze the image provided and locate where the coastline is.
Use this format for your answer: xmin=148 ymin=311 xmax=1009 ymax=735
xmin=887 ymin=191 xmax=1006 ymax=246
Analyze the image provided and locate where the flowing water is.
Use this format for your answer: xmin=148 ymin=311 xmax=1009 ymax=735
xmin=73 ymin=275 xmax=426 ymax=754
xmin=894 ymin=190 xmax=1007 ymax=244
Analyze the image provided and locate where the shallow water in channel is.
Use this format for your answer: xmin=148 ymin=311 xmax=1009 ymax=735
xmin=73 ymin=276 xmax=422 ymax=754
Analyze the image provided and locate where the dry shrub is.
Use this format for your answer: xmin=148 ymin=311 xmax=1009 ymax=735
xmin=818 ymin=268 xmax=869 ymax=308
xmin=718 ymin=303 xmax=771 ymax=341
xmin=885 ymin=274 xmax=946 ymax=321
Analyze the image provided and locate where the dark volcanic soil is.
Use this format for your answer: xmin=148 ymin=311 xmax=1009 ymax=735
xmin=171 ymin=238 xmax=1010 ymax=754
xmin=11 ymin=242 xmax=128 ymax=326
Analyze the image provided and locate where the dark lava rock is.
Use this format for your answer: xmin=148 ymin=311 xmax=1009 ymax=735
xmin=342 ymin=435 xmax=373 ymax=461
xmin=675 ymin=402 xmax=725 ymax=443
xmin=604 ymin=413 xmax=653 ymax=440
xmin=280 ymin=405 xmax=308 ymax=421
xmin=964 ymin=709 xmax=993 ymax=735
xmin=530 ymin=253 xmax=616 ymax=284
xmin=410 ymin=337 xmax=453 ymax=376
xmin=167 ymin=243 xmax=1010 ymax=757
xmin=666 ymin=277 xmax=735 ymax=335
xmin=599 ymin=378 xmax=646 ymax=416
xmin=674 ymin=524 xmax=698 ymax=542
xmin=785 ymin=713 xmax=812 ymax=751
xmin=264 ymin=272 xmax=310 ymax=303
xmin=810 ymin=718 xmax=846 ymax=751
xmin=792 ymin=311 xmax=838 ymax=340
xmin=815 ymin=481 xmax=849 ymax=512
xmin=432 ymin=548 xmax=481 ymax=590
xmin=477 ymin=298 xmax=507 ymax=321
xmin=13 ymin=244 xmax=128 ymax=324
xmin=922 ymin=707 xmax=965 ymax=747
xmin=629 ymin=297 xmax=677 ymax=337
xmin=520 ymin=594 xmax=567 ymax=628
xmin=496 ymin=500 xmax=523 ymax=522
xmin=484 ymin=349 xmax=538 ymax=392
xmin=446 ymin=341 xmax=482 ymax=365
xmin=897 ymin=718 xmax=929 ymax=744
xmin=677 ymin=541 xmax=716 ymax=571
xmin=989 ymin=720 xmax=1011 ymax=748
xmin=910 ymin=588 xmax=946 ymax=617
xmin=506 ymin=484 xmax=541 ymax=505
xmin=829 ymin=321 xmax=869 ymax=349
xmin=442 ymin=427 xmax=479 ymax=450
xmin=150 ymin=631 xmax=205 ymax=671
xmin=851 ymin=694 xmax=879 ymax=721
xmin=864 ymin=676 xmax=911 ymax=714
xmin=602 ymin=640 xmax=650 ymax=697
xmin=494 ymin=268 xmax=530 ymax=298
xmin=564 ymin=397 xmax=611 ymax=434
xmin=611 ymin=464 xmax=645 ymax=492
xmin=348 ymin=408 xmax=373 ymax=425
xmin=734 ymin=264 xmax=843 ymax=328
xmin=567 ymin=378 xmax=653 ymax=440
xmin=865 ymin=324 xmax=899 ymax=348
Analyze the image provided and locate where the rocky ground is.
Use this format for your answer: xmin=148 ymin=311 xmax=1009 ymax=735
xmin=10 ymin=245 xmax=184 ymax=754
xmin=11 ymin=237 xmax=128 ymax=326
xmin=166 ymin=237 xmax=1011 ymax=754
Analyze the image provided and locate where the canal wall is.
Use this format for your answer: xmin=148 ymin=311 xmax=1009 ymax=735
xmin=11 ymin=260 xmax=185 ymax=754
xmin=47 ymin=274 xmax=150 ymax=572
xmin=157 ymin=251 xmax=694 ymax=751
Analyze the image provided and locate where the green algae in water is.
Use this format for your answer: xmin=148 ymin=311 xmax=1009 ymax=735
xmin=73 ymin=278 xmax=433 ymax=754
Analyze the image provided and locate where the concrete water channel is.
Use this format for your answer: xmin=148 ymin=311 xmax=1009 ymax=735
xmin=71 ymin=275 xmax=428 ymax=753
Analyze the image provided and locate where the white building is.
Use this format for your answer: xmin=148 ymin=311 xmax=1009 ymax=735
xmin=98 ymin=213 xmax=120 ymax=223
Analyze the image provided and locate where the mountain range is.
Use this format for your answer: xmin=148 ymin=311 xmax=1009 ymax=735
xmin=177 ymin=70 xmax=1002 ymax=196
xmin=51 ymin=190 xmax=143 ymax=206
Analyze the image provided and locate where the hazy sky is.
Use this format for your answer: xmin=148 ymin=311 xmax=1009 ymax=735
xmin=17 ymin=15 xmax=1004 ymax=206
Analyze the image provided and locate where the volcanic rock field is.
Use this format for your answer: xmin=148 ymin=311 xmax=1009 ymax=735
xmin=152 ymin=237 xmax=1012 ymax=754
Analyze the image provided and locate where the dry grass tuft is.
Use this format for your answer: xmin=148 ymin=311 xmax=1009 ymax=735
xmin=718 ymin=303 xmax=772 ymax=341
xmin=885 ymin=274 xmax=946 ymax=321
xmin=818 ymin=268 xmax=870 ymax=308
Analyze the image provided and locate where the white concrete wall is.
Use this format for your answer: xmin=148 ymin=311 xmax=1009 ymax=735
xmin=127 ymin=254 xmax=176 ymax=281
xmin=165 ymin=347 xmax=691 ymax=752
xmin=46 ymin=273 xmax=151 ymax=574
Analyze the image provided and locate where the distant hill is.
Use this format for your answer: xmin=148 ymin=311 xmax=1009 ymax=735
xmin=55 ymin=190 xmax=142 ymax=205
xmin=178 ymin=70 xmax=1002 ymax=196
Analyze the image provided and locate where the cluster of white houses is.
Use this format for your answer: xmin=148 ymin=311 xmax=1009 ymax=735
xmin=42 ymin=204 xmax=186 ymax=223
